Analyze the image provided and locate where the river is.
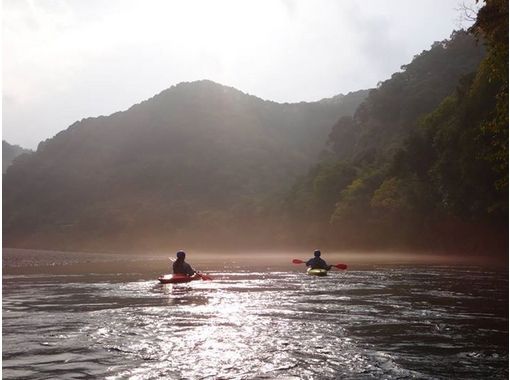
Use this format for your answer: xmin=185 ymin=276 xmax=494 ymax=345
xmin=2 ymin=249 xmax=508 ymax=379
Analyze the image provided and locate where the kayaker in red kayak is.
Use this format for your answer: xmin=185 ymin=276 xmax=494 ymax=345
xmin=173 ymin=250 xmax=196 ymax=276
xmin=306 ymin=249 xmax=332 ymax=270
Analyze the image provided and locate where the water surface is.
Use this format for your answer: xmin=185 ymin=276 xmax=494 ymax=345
xmin=3 ymin=250 xmax=508 ymax=379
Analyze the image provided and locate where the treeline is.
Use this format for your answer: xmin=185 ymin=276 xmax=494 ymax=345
xmin=281 ymin=1 xmax=508 ymax=254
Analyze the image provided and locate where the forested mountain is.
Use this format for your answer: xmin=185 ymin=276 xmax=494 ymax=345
xmin=327 ymin=31 xmax=485 ymax=164
xmin=2 ymin=140 xmax=32 ymax=173
xmin=3 ymin=81 xmax=368 ymax=250
xmin=283 ymin=1 xmax=508 ymax=255
xmin=3 ymin=1 xmax=507 ymax=255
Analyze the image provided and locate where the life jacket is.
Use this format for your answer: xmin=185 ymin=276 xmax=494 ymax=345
xmin=173 ymin=258 xmax=195 ymax=275
xmin=306 ymin=257 xmax=329 ymax=270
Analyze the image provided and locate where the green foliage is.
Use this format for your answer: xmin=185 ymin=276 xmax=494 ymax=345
xmin=288 ymin=17 xmax=507 ymax=252
xmin=312 ymin=162 xmax=358 ymax=215
xmin=3 ymin=81 xmax=367 ymax=250
xmin=285 ymin=161 xmax=358 ymax=219
xmin=470 ymin=0 xmax=509 ymax=192
xmin=371 ymin=177 xmax=411 ymax=215
xmin=340 ymin=31 xmax=486 ymax=165
xmin=330 ymin=167 xmax=386 ymax=224
xmin=392 ymin=0 xmax=509 ymax=225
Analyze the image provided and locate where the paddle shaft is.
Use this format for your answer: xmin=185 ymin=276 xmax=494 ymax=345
xmin=292 ymin=258 xmax=347 ymax=270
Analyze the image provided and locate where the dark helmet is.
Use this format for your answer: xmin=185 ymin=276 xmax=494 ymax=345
xmin=314 ymin=249 xmax=321 ymax=257
xmin=176 ymin=250 xmax=186 ymax=259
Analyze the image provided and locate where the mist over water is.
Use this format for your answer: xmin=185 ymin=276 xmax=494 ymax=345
xmin=3 ymin=250 xmax=508 ymax=379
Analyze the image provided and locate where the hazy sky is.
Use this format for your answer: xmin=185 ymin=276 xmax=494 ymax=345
xmin=3 ymin=0 xmax=479 ymax=149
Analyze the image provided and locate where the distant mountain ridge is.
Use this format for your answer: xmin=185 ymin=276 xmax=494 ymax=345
xmin=2 ymin=140 xmax=32 ymax=173
xmin=3 ymin=80 xmax=368 ymax=250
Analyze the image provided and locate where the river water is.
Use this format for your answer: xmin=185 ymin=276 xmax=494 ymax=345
xmin=2 ymin=250 xmax=508 ymax=379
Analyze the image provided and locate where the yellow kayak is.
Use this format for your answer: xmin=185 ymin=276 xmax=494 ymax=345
xmin=307 ymin=268 xmax=328 ymax=276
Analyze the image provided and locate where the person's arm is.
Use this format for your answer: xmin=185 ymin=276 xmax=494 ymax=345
xmin=305 ymin=258 xmax=313 ymax=267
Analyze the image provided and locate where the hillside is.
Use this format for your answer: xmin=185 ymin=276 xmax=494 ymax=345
xmin=2 ymin=140 xmax=32 ymax=173
xmin=283 ymin=20 xmax=507 ymax=256
xmin=3 ymin=81 xmax=368 ymax=250
xmin=4 ymin=2 xmax=507 ymax=255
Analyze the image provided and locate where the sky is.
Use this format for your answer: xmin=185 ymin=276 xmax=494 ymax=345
xmin=3 ymin=0 xmax=479 ymax=149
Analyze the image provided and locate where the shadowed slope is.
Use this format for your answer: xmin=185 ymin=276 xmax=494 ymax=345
xmin=3 ymin=80 xmax=368 ymax=250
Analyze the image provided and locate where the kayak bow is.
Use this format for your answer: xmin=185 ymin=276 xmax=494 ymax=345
xmin=307 ymin=268 xmax=328 ymax=276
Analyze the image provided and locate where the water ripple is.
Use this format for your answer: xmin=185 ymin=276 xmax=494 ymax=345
xmin=3 ymin=266 xmax=508 ymax=379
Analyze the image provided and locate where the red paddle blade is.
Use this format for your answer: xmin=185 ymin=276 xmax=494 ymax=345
xmin=292 ymin=259 xmax=305 ymax=264
xmin=198 ymin=273 xmax=213 ymax=281
xmin=334 ymin=264 xmax=348 ymax=270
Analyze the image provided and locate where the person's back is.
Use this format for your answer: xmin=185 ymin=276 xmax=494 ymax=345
xmin=306 ymin=249 xmax=332 ymax=270
xmin=172 ymin=250 xmax=196 ymax=276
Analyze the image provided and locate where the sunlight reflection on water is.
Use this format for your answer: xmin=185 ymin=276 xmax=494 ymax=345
xmin=3 ymin=264 xmax=508 ymax=379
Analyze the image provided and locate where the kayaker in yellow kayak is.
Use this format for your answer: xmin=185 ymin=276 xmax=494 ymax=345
xmin=172 ymin=250 xmax=196 ymax=276
xmin=306 ymin=249 xmax=332 ymax=270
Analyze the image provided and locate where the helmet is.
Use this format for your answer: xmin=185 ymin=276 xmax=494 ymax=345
xmin=313 ymin=249 xmax=321 ymax=257
xmin=176 ymin=250 xmax=186 ymax=259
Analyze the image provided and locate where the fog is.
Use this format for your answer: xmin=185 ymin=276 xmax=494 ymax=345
xmin=3 ymin=248 xmax=504 ymax=277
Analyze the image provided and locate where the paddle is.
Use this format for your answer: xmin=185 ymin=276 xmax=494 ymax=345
xmin=168 ymin=257 xmax=213 ymax=280
xmin=292 ymin=258 xmax=347 ymax=270
xmin=196 ymin=273 xmax=213 ymax=281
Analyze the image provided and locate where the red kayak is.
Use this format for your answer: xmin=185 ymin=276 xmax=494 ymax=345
xmin=158 ymin=272 xmax=213 ymax=284
xmin=158 ymin=273 xmax=200 ymax=284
